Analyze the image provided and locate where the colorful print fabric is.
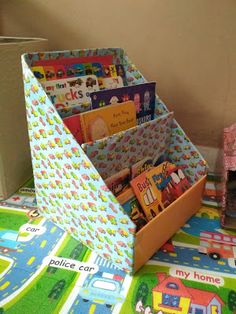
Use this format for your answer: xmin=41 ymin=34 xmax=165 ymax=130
xmin=82 ymin=112 xmax=174 ymax=179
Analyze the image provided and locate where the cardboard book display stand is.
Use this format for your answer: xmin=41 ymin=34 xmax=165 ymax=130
xmin=21 ymin=48 xmax=207 ymax=273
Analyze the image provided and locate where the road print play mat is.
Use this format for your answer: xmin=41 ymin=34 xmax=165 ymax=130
xmin=0 ymin=175 xmax=236 ymax=314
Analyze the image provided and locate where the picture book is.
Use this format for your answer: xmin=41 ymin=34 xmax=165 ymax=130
xmin=42 ymin=75 xmax=100 ymax=118
xmin=44 ymin=66 xmax=56 ymax=80
xmin=131 ymin=157 xmax=153 ymax=179
xmin=117 ymin=188 xmax=148 ymax=231
xmin=31 ymin=66 xmax=46 ymax=82
xmin=116 ymin=64 xmax=127 ymax=85
xmin=147 ymin=161 xmax=191 ymax=208
xmin=102 ymin=76 xmax=124 ymax=89
xmin=103 ymin=64 xmax=127 ymax=88
xmin=80 ymin=100 xmax=137 ymax=142
xmin=82 ymin=112 xmax=174 ymax=179
xmin=105 ymin=168 xmax=130 ymax=196
xmin=63 ymin=114 xmax=83 ymax=144
xmin=130 ymin=170 xmax=164 ymax=221
xmin=63 ymin=63 xmax=126 ymax=88
xmin=90 ymin=82 xmax=156 ymax=124
xmin=33 ymin=54 xmax=127 ymax=87
xmin=54 ymin=64 xmax=67 ymax=79
xmin=65 ymin=62 xmax=96 ymax=77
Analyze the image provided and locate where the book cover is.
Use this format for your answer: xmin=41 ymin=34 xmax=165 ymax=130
xmin=147 ymin=161 xmax=191 ymax=208
xmin=63 ymin=114 xmax=83 ymax=145
xmin=117 ymin=188 xmax=148 ymax=231
xmin=34 ymin=59 xmax=127 ymax=90
xmin=90 ymin=82 xmax=156 ymax=124
xmin=31 ymin=66 xmax=46 ymax=82
xmin=105 ymin=168 xmax=130 ymax=196
xmin=44 ymin=66 xmax=56 ymax=80
xmin=130 ymin=171 xmax=164 ymax=221
xmin=92 ymin=63 xmax=104 ymax=77
xmin=42 ymin=75 xmax=100 ymax=117
xmin=115 ymin=64 xmax=127 ymax=85
xmin=102 ymin=76 xmax=124 ymax=89
xmin=71 ymin=63 xmax=85 ymax=76
xmin=131 ymin=157 xmax=153 ymax=179
xmin=37 ymin=61 xmax=126 ymax=92
xmin=80 ymin=100 xmax=137 ymax=142
xmin=53 ymin=65 xmax=67 ymax=79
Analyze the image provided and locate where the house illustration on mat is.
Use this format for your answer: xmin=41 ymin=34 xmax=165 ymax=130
xmin=152 ymin=273 xmax=224 ymax=314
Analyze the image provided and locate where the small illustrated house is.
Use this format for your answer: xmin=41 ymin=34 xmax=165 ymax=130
xmin=152 ymin=273 xmax=224 ymax=314
xmin=21 ymin=48 xmax=207 ymax=272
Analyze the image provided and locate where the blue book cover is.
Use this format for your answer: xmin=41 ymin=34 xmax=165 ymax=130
xmin=90 ymin=82 xmax=156 ymax=124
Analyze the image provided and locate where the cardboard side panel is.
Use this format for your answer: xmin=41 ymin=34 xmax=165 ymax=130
xmin=134 ymin=175 xmax=206 ymax=272
xmin=83 ymin=112 xmax=174 ymax=179
xmin=22 ymin=57 xmax=135 ymax=273
xmin=168 ymin=120 xmax=208 ymax=184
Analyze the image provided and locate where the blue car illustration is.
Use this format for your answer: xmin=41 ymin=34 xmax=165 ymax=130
xmin=0 ymin=230 xmax=19 ymax=253
xmin=79 ymin=276 xmax=124 ymax=307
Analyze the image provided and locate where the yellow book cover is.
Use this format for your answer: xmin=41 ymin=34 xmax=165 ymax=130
xmin=80 ymin=100 xmax=137 ymax=142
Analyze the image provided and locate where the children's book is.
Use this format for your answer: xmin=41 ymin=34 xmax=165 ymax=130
xmin=80 ymin=100 xmax=137 ymax=142
xmin=131 ymin=157 xmax=153 ymax=179
xmin=117 ymin=188 xmax=148 ymax=231
xmin=90 ymin=82 xmax=156 ymax=124
xmin=31 ymin=66 xmax=46 ymax=82
xmin=105 ymin=168 xmax=130 ymax=196
xmin=130 ymin=170 xmax=164 ymax=221
xmin=54 ymin=65 xmax=67 ymax=79
xmin=42 ymin=75 xmax=100 ymax=118
xmin=44 ymin=66 xmax=56 ymax=80
xmin=115 ymin=64 xmax=127 ymax=83
xmin=63 ymin=114 xmax=83 ymax=145
xmin=82 ymin=112 xmax=174 ymax=179
xmin=147 ymin=161 xmax=191 ymax=208
xmin=102 ymin=76 xmax=124 ymax=89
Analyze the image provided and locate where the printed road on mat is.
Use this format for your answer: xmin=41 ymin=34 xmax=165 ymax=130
xmin=1 ymin=176 xmax=236 ymax=313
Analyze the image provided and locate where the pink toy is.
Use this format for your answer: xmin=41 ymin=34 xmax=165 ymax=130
xmin=221 ymin=123 xmax=236 ymax=229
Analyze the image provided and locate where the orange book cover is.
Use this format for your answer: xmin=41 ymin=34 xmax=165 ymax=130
xmin=80 ymin=100 xmax=136 ymax=142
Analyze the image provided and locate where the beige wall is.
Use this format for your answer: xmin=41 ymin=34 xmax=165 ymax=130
xmin=1 ymin=0 xmax=236 ymax=148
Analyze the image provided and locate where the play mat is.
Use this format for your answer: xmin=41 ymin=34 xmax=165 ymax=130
xmin=0 ymin=174 xmax=236 ymax=314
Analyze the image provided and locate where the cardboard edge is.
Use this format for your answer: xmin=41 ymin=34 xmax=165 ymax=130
xmin=22 ymin=47 xmax=125 ymax=67
xmin=0 ymin=37 xmax=48 ymax=45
